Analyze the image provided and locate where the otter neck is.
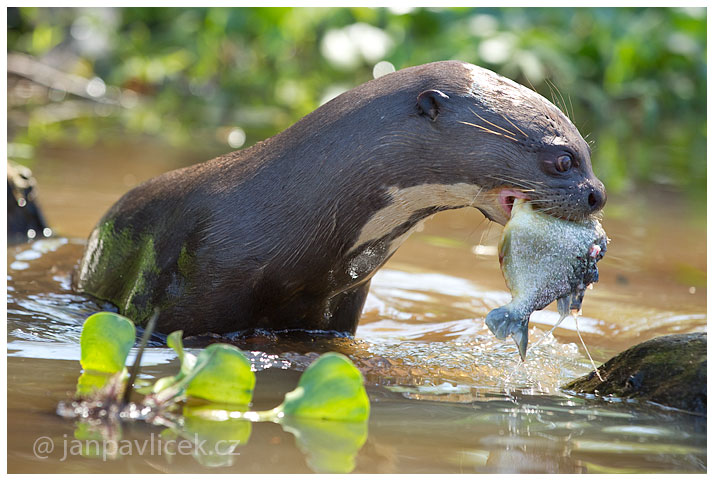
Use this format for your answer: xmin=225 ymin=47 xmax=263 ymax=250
xmin=347 ymin=182 xmax=487 ymax=255
xmin=333 ymin=182 xmax=488 ymax=293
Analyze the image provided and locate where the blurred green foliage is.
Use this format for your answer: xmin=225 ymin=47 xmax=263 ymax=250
xmin=7 ymin=7 xmax=706 ymax=198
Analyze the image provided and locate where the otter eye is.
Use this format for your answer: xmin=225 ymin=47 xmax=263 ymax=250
xmin=555 ymin=154 xmax=572 ymax=173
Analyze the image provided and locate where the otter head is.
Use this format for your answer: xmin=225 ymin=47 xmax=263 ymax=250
xmin=414 ymin=62 xmax=606 ymax=225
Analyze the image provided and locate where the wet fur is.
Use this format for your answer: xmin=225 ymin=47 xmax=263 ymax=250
xmin=75 ymin=61 xmax=605 ymax=335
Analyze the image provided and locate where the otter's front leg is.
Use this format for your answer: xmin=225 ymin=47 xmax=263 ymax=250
xmin=324 ymin=281 xmax=372 ymax=334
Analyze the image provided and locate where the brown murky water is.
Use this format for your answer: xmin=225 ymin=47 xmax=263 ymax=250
xmin=7 ymin=142 xmax=706 ymax=473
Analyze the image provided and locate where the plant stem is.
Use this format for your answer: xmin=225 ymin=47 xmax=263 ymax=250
xmin=122 ymin=308 xmax=159 ymax=405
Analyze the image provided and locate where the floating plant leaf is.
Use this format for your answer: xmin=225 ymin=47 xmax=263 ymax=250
xmin=280 ymin=417 xmax=368 ymax=473
xmin=169 ymin=330 xmax=198 ymax=377
xmin=167 ymin=330 xmax=197 ymax=372
xmin=76 ymin=371 xmax=116 ymax=396
xmin=65 ymin=320 xmax=369 ymax=472
xmin=277 ymin=352 xmax=370 ymax=422
xmin=151 ymin=374 xmax=178 ymax=394
xmin=151 ymin=330 xmax=198 ymax=394
xmin=185 ymin=344 xmax=256 ymax=405
xmin=80 ymin=312 xmax=136 ymax=373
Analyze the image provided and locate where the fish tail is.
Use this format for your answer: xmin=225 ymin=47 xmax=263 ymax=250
xmin=512 ymin=325 xmax=529 ymax=361
xmin=485 ymin=306 xmax=531 ymax=360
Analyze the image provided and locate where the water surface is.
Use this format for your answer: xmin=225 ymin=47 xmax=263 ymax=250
xmin=7 ymin=143 xmax=707 ymax=473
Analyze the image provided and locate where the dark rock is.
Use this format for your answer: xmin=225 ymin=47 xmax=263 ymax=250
xmin=562 ymin=332 xmax=706 ymax=415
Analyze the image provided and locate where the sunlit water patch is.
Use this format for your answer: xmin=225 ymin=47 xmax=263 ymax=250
xmin=6 ymin=210 xmax=707 ymax=473
xmin=6 ymin=239 xmax=703 ymax=399
xmin=8 ymin=240 xmax=596 ymax=397
xmin=351 ymin=269 xmax=602 ymax=396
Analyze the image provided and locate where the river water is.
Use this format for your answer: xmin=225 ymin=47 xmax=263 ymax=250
xmin=6 ymin=142 xmax=706 ymax=473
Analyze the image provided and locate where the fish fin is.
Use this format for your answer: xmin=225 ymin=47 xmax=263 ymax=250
xmin=485 ymin=306 xmax=513 ymax=339
xmin=486 ymin=306 xmax=530 ymax=358
xmin=498 ymin=231 xmax=510 ymax=266
xmin=512 ymin=324 xmax=529 ymax=361
xmin=557 ymin=296 xmax=570 ymax=317
xmin=569 ymin=290 xmax=585 ymax=311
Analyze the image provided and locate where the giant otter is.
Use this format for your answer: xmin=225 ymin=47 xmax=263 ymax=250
xmin=74 ymin=60 xmax=606 ymax=336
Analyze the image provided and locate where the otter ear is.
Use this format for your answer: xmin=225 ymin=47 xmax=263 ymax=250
xmin=416 ymin=89 xmax=449 ymax=121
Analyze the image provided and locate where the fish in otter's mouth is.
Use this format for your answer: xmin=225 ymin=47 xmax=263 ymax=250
xmin=485 ymin=198 xmax=608 ymax=360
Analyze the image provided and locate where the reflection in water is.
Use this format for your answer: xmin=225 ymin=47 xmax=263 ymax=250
xmin=278 ymin=418 xmax=368 ymax=473
xmin=178 ymin=407 xmax=253 ymax=468
xmin=367 ymin=392 xmax=705 ymax=473
xmin=6 ymin=229 xmax=707 ymax=473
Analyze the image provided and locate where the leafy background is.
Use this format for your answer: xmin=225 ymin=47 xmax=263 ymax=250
xmin=7 ymin=7 xmax=706 ymax=202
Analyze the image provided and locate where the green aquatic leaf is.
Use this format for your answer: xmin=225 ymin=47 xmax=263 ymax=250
xmin=280 ymin=417 xmax=368 ymax=473
xmin=151 ymin=330 xmax=198 ymax=394
xmin=185 ymin=344 xmax=256 ymax=405
xmin=75 ymin=369 xmax=129 ymax=398
xmin=277 ymin=352 xmax=370 ymax=422
xmin=80 ymin=312 xmax=136 ymax=373
xmin=151 ymin=375 xmax=178 ymax=394
xmin=167 ymin=330 xmax=186 ymax=364
xmin=76 ymin=370 xmax=120 ymax=396
xmin=168 ymin=329 xmax=198 ymax=376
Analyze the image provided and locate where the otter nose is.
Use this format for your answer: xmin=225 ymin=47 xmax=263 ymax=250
xmin=586 ymin=182 xmax=607 ymax=213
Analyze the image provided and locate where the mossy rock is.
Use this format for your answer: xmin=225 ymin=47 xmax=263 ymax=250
xmin=562 ymin=333 xmax=706 ymax=415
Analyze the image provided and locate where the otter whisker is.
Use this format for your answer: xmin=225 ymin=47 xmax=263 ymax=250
xmin=531 ymin=207 xmax=564 ymax=218
xmin=531 ymin=204 xmax=561 ymax=212
xmin=459 ymin=121 xmax=519 ymax=143
xmin=486 ymin=174 xmax=545 ymax=190
xmin=485 ymin=178 xmax=541 ymax=191
xmin=523 ymin=73 xmax=538 ymax=94
xmin=468 ymin=108 xmax=518 ymax=138
xmin=496 ymin=179 xmax=543 ymax=189
xmin=500 ymin=113 xmax=529 ymax=139
xmin=546 ymin=78 xmax=570 ymax=120
xmin=525 ymin=202 xmax=556 ymax=209
xmin=557 ymin=84 xmax=571 ymax=121
xmin=545 ymin=81 xmax=559 ymax=111
xmin=469 ymin=185 xmax=485 ymax=207
xmin=464 ymin=211 xmax=490 ymax=244
xmin=486 ymin=172 xmax=544 ymax=185
xmin=530 ymin=206 xmax=561 ymax=216
xmin=534 ymin=199 xmax=561 ymax=203
xmin=488 ymin=172 xmax=544 ymax=183
xmin=477 ymin=221 xmax=496 ymax=250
